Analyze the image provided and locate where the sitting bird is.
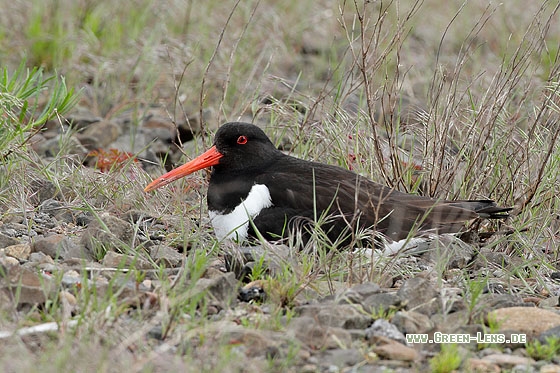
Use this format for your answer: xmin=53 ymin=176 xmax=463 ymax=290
xmin=145 ymin=122 xmax=510 ymax=245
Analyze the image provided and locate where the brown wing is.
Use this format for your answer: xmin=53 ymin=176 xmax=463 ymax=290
xmin=260 ymin=156 xmax=502 ymax=241
xmin=318 ymin=171 xmax=482 ymax=240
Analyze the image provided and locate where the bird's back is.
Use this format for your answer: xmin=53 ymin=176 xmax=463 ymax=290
xmin=254 ymin=154 xmax=506 ymax=241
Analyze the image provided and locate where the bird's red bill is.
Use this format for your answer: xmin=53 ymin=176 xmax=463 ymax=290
xmin=144 ymin=145 xmax=223 ymax=192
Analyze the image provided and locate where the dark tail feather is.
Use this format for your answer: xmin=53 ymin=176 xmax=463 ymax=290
xmin=451 ymin=200 xmax=512 ymax=219
xmin=472 ymin=200 xmax=512 ymax=219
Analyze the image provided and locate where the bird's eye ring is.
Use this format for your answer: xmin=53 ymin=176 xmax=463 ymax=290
xmin=237 ymin=135 xmax=248 ymax=145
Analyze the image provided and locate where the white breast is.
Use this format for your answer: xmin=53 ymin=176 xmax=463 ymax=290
xmin=208 ymin=184 xmax=273 ymax=241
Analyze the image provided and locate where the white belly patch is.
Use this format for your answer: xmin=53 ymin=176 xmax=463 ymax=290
xmin=209 ymin=184 xmax=273 ymax=241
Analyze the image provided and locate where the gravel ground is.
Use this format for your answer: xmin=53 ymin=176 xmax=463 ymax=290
xmin=1 ymin=111 xmax=560 ymax=371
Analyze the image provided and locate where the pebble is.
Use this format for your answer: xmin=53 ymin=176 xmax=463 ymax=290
xmin=0 ymin=255 xmax=20 ymax=268
xmin=391 ymin=310 xmax=434 ymax=334
xmin=101 ymin=251 xmax=152 ymax=269
xmin=81 ymin=120 xmax=121 ymax=148
xmin=315 ymin=348 xmax=364 ymax=369
xmin=349 ymin=282 xmax=382 ymax=297
xmin=421 ymin=233 xmax=475 ymax=269
xmin=481 ymin=353 xmax=535 ymax=368
xmin=286 ymin=316 xmax=352 ymax=350
xmin=37 ymin=134 xmax=87 ymax=158
xmin=371 ymin=336 xmax=419 ymax=361
xmin=488 ymin=307 xmax=560 ymax=338
xmin=365 ymin=319 xmax=407 ymax=345
xmin=32 ymin=234 xmax=89 ymax=260
xmin=0 ymin=232 xmax=20 ymax=248
xmin=187 ymin=272 xmax=239 ymax=310
xmin=29 ymin=251 xmax=55 ymax=264
xmin=397 ymin=276 xmax=440 ymax=315
xmin=80 ymin=213 xmax=134 ymax=251
xmin=464 ymin=358 xmax=501 ymax=372
xmin=362 ymin=292 xmax=402 ymax=314
xmin=149 ymin=244 xmax=183 ymax=267
xmin=3 ymin=243 xmax=31 ymax=260
xmin=62 ymin=270 xmax=82 ymax=287
xmin=0 ymin=265 xmax=54 ymax=305
xmin=540 ymin=364 xmax=560 ymax=373
xmin=295 ymin=303 xmax=372 ymax=329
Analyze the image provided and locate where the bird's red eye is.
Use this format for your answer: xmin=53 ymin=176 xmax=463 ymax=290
xmin=237 ymin=135 xmax=248 ymax=145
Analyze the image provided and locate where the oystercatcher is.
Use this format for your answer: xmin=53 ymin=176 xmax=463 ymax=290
xmin=145 ymin=122 xmax=510 ymax=245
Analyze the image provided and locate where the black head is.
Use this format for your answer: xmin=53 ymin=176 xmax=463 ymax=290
xmin=144 ymin=122 xmax=281 ymax=192
xmin=212 ymin=122 xmax=281 ymax=173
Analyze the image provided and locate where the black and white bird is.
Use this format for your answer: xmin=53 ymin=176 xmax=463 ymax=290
xmin=145 ymin=122 xmax=510 ymax=245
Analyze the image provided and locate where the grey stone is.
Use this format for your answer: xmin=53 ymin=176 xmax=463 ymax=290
xmin=102 ymin=251 xmax=152 ymax=269
xmin=224 ymin=243 xmax=295 ymax=280
xmin=349 ymin=282 xmax=382 ymax=298
xmin=295 ymin=303 xmax=372 ymax=329
xmin=0 ymin=232 xmax=19 ymax=249
xmin=365 ymin=319 xmax=407 ymax=345
xmin=286 ymin=316 xmax=352 ymax=350
xmin=189 ymin=272 xmax=239 ymax=309
xmin=0 ymin=264 xmax=54 ymax=305
xmin=397 ymin=276 xmax=440 ymax=315
xmin=421 ymin=234 xmax=475 ymax=269
xmin=149 ymin=245 xmax=183 ymax=267
xmin=81 ymin=120 xmax=121 ymax=149
xmin=32 ymin=234 xmax=92 ymax=260
xmin=38 ymin=199 xmax=76 ymax=223
xmin=315 ymin=348 xmax=364 ymax=369
xmin=539 ymin=296 xmax=560 ymax=308
xmin=28 ymin=251 xmax=55 ymax=264
xmin=28 ymin=178 xmax=59 ymax=205
xmin=37 ymin=134 xmax=87 ymax=158
xmin=333 ymin=288 xmax=364 ymax=305
xmin=391 ymin=311 xmax=434 ymax=335
xmin=80 ymin=213 xmax=134 ymax=252
xmin=538 ymin=325 xmax=560 ymax=344
xmin=363 ymin=292 xmax=402 ymax=314
xmin=471 ymin=247 xmax=511 ymax=270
